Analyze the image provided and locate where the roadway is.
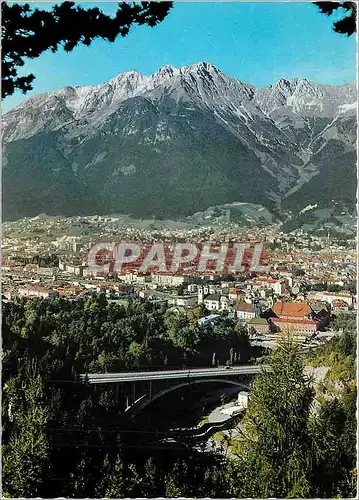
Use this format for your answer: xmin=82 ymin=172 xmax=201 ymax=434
xmin=79 ymin=365 xmax=268 ymax=384
xmin=208 ymin=401 xmax=244 ymax=424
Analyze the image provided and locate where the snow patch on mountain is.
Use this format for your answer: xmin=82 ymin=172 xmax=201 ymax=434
xmin=338 ymin=102 xmax=357 ymax=113
xmin=300 ymin=204 xmax=318 ymax=214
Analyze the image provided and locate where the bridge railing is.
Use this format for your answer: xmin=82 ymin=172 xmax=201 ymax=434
xmin=78 ymin=365 xmax=270 ymax=384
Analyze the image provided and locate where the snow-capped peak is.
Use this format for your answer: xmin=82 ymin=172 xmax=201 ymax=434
xmin=154 ymin=64 xmax=178 ymax=78
xmin=3 ymin=62 xmax=356 ymax=145
xmin=108 ymin=69 xmax=145 ymax=87
xmin=182 ymin=61 xmax=221 ymax=75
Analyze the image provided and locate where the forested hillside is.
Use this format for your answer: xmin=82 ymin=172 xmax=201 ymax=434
xmin=2 ymin=298 xmax=357 ymax=498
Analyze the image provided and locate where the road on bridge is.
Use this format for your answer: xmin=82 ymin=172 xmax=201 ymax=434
xmin=79 ymin=365 xmax=269 ymax=384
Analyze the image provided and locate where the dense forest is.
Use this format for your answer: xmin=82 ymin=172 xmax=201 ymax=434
xmin=2 ymin=297 xmax=357 ymax=498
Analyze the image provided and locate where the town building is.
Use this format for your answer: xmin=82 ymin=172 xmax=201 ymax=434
xmin=247 ymin=317 xmax=269 ymax=334
xmin=235 ymin=301 xmax=256 ymax=320
xmin=202 ymin=294 xmax=230 ymax=311
xmin=331 ymin=299 xmax=350 ymax=313
xmin=237 ymin=391 xmax=249 ymax=408
xmin=307 ymin=291 xmax=354 ymax=306
xmin=18 ymin=285 xmax=58 ymax=299
xmin=271 ymin=317 xmax=317 ymax=335
xmin=272 ymin=301 xmax=313 ymax=320
xmin=198 ymin=314 xmax=222 ymax=327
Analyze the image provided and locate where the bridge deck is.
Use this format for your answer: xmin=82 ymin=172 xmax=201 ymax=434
xmin=79 ymin=365 xmax=268 ymax=384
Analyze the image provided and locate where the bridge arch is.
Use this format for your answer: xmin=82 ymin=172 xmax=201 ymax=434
xmin=128 ymin=378 xmax=249 ymax=414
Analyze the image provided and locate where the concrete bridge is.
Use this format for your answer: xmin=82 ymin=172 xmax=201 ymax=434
xmin=78 ymin=365 xmax=267 ymax=384
xmin=79 ymin=365 xmax=268 ymax=414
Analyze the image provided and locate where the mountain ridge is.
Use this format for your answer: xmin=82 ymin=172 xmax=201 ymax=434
xmin=2 ymin=62 xmax=357 ymax=223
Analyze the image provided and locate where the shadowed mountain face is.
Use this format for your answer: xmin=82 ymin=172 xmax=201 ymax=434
xmin=2 ymin=62 xmax=357 ymax=221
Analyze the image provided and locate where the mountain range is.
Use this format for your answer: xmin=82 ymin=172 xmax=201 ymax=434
xmin=2 ymin=62 xmax=357 ymax=225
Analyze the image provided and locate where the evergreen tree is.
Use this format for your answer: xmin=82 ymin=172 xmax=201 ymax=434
xmin=103 ymin=454 xmax=127 ymax=498
xmin=164 ymin=460 xmax=189 ymax=497
xmin=310 ymin=386 xmax=357 ymax=498
xmin=143 ymin=457 xmax=158 ymax=497
xmin=3 ymin=373 xmax=50 ymax=497
xmin=231 ymin=340 xmax=316 ymax=498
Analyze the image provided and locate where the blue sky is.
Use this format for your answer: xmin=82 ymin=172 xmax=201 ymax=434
xmin=3 ymin=2 xmax=356 ymax=111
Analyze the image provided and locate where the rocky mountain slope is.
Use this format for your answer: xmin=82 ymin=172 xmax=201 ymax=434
xmin=3 ymin=62 xmax=357 ymax=222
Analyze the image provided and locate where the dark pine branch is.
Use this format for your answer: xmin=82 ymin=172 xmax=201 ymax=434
xmin=314 ymin=1 xmax=357 ymax=36
xmin=1 ymin=1 xmax=173 ymax=98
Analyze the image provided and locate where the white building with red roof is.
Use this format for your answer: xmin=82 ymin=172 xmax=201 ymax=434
xmin=18 ymin=285 xmax=58 ymax=299
xmin=252 ymin=277 xmax=289 ymax=295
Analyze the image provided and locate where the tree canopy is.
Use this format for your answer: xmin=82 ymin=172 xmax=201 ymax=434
xmin=315 ymin=1 xmax=357 ymax=35
xmin=1 ymin=1 xmax=173 ymax=98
